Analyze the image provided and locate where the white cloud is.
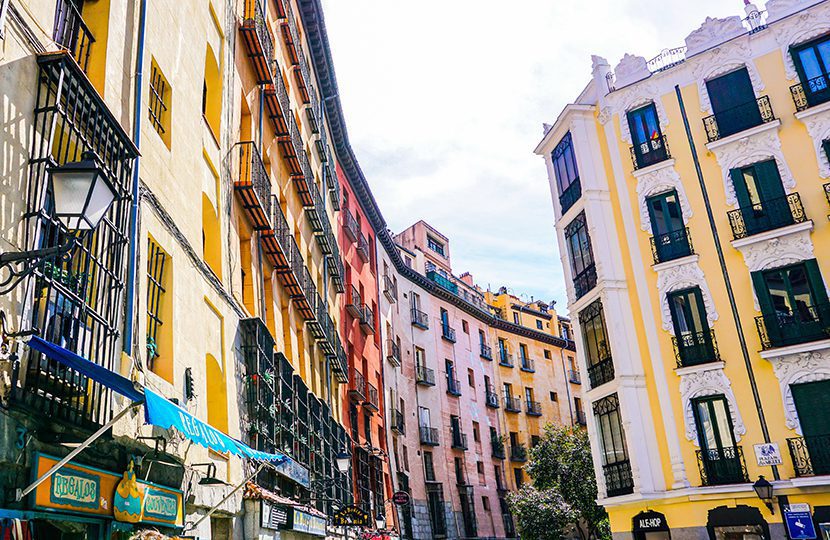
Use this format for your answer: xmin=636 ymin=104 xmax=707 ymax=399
xmin=321 ymin=0 xmax=750 ymax=306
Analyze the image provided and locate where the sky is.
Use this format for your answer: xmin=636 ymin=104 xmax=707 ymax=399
xmin=321 ymin=0 xmax=747 ymax=308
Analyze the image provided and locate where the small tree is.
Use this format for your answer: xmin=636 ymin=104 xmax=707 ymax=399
xmin=508 ymin=425 xmax=610 ymax=540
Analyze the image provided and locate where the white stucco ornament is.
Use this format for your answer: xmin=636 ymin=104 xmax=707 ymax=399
xmin=635 ymin=166 xmax=692 ymax=232
xmin=679 ymin=368 xmax=747 ymax=444
xmin=685 ymin=16 xmax=746 ymax=56
xmin=768 ymin=349 xmax=830 ymax=432
xmin=767 ymin=0 xmax=820 ymax=23
xmin=656 ymin=261 xmax=719 ymax=333
xmin=799 ymin=109 xmax=830 ymax=178
xmin=613 ymin=54 xmax=650 ymax=89
xmin=737 ymin=232 xmax=815 ymax=272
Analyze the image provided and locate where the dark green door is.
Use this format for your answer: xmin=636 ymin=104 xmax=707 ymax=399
xmin=729 ymin=160 xmax=790 ymax=236
xmin=647 ymin=191 xmax=689 ymax=262
xmin=706 ymin=68 xmax=761 ymax=137
xmin=693 ymin=396 xmax=744 ymax=484
xmin=792 ymin=380 xmax=830 ymax=475
xmin=627 ymin=103 xmax=667 ymax=168
xmin=668 ymin=288 xmax=713 ymax=366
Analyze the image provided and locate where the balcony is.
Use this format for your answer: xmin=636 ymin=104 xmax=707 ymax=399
xmin=234 ymin=142 xmax=273 ymax=231
xmin=499 ymin=351 xmax=514 ymax=368
xmin=364 ymin=382 xmax=379 ymax=412
xmin=446 ymin=376 xmax=461 ymax=397
xmin=426 ymin=270 xmax=458 ymax=294
xmin=416 ymin=365 xmax=435 ymax=386
xmin=575 ymin=410 xmax=587 ymax=426
xmin=568 ymin=369 xmax=582 ymax=385
xmin=727 ymin=193 xmax=807 ymax=240
xmin=344 ymin=211 xmax=360 ymax=242
xmin=788 ymin=435 xmax=830 ymax=477
xmin=411 ymin=307 xmax=429 ymax=330
xmin=520 ymin=357 xmax=535 ymax=373
xmin=359 ymin=304 xmax=374 ymax=334
xmin=573 ymin=264 xmax=598 ymax=300
xmin=480 ymin=343 xmax=493 ymax=360
xmin=391 ymin=409 xmax=406 ymax=435
xmin=825 ymin=183 xmax=830 ymax=210
xmin=510 ymin=445 xmax=527 ymax=462
xmin=673 ymin=330 xmax=721 ymax=368
xmin=383 ymin=275 xmax=397 ymax=303
xmin=485 ymin=387 xmax=499 ymax=409
xmin=357 ymin=233 xmax=370 ymax=263
xmin=630 ymin=135 xmax=671 ymax=171
xmin=650 ymin=227 xmax=693 ymax=264
xmin=588 ymin=356 xmax=615 ymax=389
xmin=790 ymin=74 xmax=830 ymax=112
xmin=755 ymin=304 xmax=830 ymax=350
xmin=441 ymin=323 xmax=456 ymax=343
xmin=603 ymin=460 xmax=634 ymax=497
xmin=526 ymin=401 xmax=542 ymax=416
xmin=240 ymin=0 xmax=274 ymax=85
xmin=559 ymin=177 xmax=582 ymax=215
xmin=504 ymin=396 xmax=522 ymax=413
xmin=492 ymin=438 xmax=506 ymax=460
xmin=386 ymin=339 xmax=401 ymax=367
xmin=419 ymin=426 xmax=439 ymax=446
xmin=346 ymin=285 xmax=362 ymax=318
xmin=349 ymin=369 xmax=366 ymax=402
xmin=703 ymin=96 xmax=775 ymax=143
xmin=54 ymin=0 xmax=95 ymax=73
xmin=451 ymin=429 xmax=468 ymax=450
xmin=697 ymin=446 xmax=749 ymax=486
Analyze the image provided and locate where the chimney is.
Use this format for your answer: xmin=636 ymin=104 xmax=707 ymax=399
xmin=459 ymin=272 xmax=474 ymax=287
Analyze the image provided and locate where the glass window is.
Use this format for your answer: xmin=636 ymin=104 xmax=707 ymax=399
xmin=593 ymin=394 xmax=628 ymax=466
xmin=793 ymin=34 xmax=830 ymax=104
xmin=552 ymin=132 xmax=579 ymax=195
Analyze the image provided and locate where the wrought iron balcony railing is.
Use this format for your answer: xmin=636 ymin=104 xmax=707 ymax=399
xmin=825 ymin=183 xmax=830 ymax=209
xmin=559 ymin=178 xmax=582 ymax=215
xmin=446 ymin=376 xmax=462 ymax=396
xmin=520 ymin=357 xmax=535 ymax=373
xmin=673 ymin=329 xmax=721 ymax=368
xmin=235 ymin=141 xmax=273 ymax=231
xmin=346 ymin=284 xmax=362 ymax=318
xmin=650 ymin=227 xmax=693 ymax=264
xmin=383 ymin=274 xmax=397 ymax=302
xmin=391 ymin=409 xmax=406 ymax=435
xmin=510 ymin=445 xmax=528 ymax=462
xmin=411 ymin=307 xmax=429 ymax=329
xmin=499 ymin=351 xmax=514 ymax=368
xmin=727 ymin=193 xmax=807 ymax=239
xmin=575 ymin=409 xmax=587 ymax=426
xmin=485 ymin=388 xmax=499 ymax=408
xmin=427 ymin=270 xmax=459 ymax=294
xmin=603 ymin=460 xmax=634 ymax=497
xmin=588 ymin=356 xmax=615 ymax=389
xmin=630 ymin=135 xmax=671 ymax=171
xmin=703 ymin=95 xmax=775 ymax=143
xmin=755 ymin=304 xmax=830 ymax=349
xmin=349 ymin=368 xmax=366 ymax=402
xmin=480 ymin=343 xmax=493 ymax=360
xmin=568 ymin=369 xmax=582 ymax=384
xmin=790 ymin=74 xmax=830 ymax=112
xmin=441 ymin=323 xmax=457 ymax=343
xmin=504 ymin=396 xmax=522 ymax=413
xmin=359 ymin=304 xmax=375 ymax=334
xmin=526 ymin=400 xmax=542 ymax=416
xmin=491 ymin=439 xmax=506 ymax=459
xmin=357 ymin=233 xmax=370 ymax=262
xmin=54 ymin=0 xmax=95 ymax=73
xmin=419 ymin=426 xmax=439 ymax=446
xmin=451 ymin=430 xmax=468 ymax=450
xmin=573 ymin=263 xmax=598 ymax=300
xmin=386 ymin=339 xmax=401 ymax=367
xmin=344 ymin=210 xmax=360 ymax=242
xmin=240 ymin=0 xmax=275 ymax=85
xmin=364 ymin=382 xmax=379 ymax=411
xmin=788 ymin=435 xmax=830 ymax=477
xmin=416 ymin=365 xmax=436 ymax=386
xmin=696 ymin=446 xmax=749 ymax=486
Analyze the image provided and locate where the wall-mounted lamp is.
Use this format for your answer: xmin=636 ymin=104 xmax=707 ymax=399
xmin=752 ymin=475 xmax=774 ymax=513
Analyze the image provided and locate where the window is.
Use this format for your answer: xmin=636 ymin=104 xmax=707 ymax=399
xmin=148 ymin=58 xmax=171 ymax=147
xmin=705 ymin=67 xmax=766 ymax=140
xmin=404 ymin=255 xmax=412 ymax=268
xmin=552 ymin=132 xmax=581 ymax=213
xmin=415 ymin=347 xmax=426 ymax=368
xmin=728 ymin=160 xmax=795 ymax=238
xmin=544 ymin=349 xmax=551 ymax=360
xmin=791 ymin=34 xmax=830 ymax=108
xmin=593 ymin=394 xmax=633 ymax=497
xmin=579 ymin=299 xmax=614 ymax=389
xmin=669 ymin=287 xmax=717 ymax=367
xmin=454 ymin=457 xmax=466 ymax=484
xmin=423 ymin=451 xmax=436 ymax=481
xmin=565 ymin=212 xmax=596 ymax=299
xmin=513 ymin=468 xmax=524 ymax=488
xmin=550 ymin=391 xmax=558 ymax=402
xmin=525 ymin=387 xmax=534 ymax=404
xmin=364 ymin=412 xmax=372 ymax=443
xmin=531 ymin=435 xmax=541 ymax=447
xmin=482 ymin=495 xmax=490 ymax=511
xmin=202 ymin=44 xmax=222 ymax=139
xmin=536 ymin=320 xmax=543 ymax=330
xmin=627 ymin=103 xmax=668 ymax=169
xmin=692 ymin=395 xmax=746 ymax=485
xmin=146 ymin=237 xmax=171 ymax=380
xmin=427 ymin=235 xmax=445 ymax=256
xmin=476 ymin=461 xmax=485 ymax=481
xmin=646 ymin=190 xmax=691 ymax=263
xmin=472 ymin=422 xmax=480 ymax=443
xmin=462 ymin=319 xmax=469 ymax=334
xmin=513 ymin=312 xmax=520 ymax=325
xmin=467 ymin=368 xmax=475 ymax=387
xmin=426 ymin=484 xmax=446 ymax=536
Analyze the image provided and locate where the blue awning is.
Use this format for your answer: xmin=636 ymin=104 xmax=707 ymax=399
xmin=27 ymin=336 xmax=286 ymax=464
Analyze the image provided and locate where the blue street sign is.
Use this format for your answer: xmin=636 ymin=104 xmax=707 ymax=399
xmin=784 ymin=510 xmax=817 ymax=540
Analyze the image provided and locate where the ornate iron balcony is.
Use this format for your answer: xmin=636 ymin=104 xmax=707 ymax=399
xmin=411 ymin=307 xmax=429 ymax=329
xmin=346 ymin=284 xmax=362 ymax=318
xmin=344 ymin=211 xmax=360 ymax=242
xmin=650 ymin=227 xmax=693 ymax=264
xmin=485 ymin=388 xmax=499 ymax=409
xmin=603 ymin=460 xmax=634 ymax=497
xmin=788 ymin=435 xmax=830 ymax=477
xmin=504 ymin=396 xmax=522 ymax=413
xmin=526 ymin=401 xmax=542 ymax=416
xmin=240 ymin=0 xmax=275 ymax=85
xmin=559 ymin=177 xmax=582 ymax=215
xmin=235 ymin=142 xmax=273 ymax=231
xmin=386 ymin=339 xmax=401 ymax=367
xmin=673 ymin=329 xmax=721 ymax=368
xmin=383 ymin=274 xmax=397 ymax=302
xmin=364 ymin=382 xmax=379 ymax=411
xmin=480 ymin=343 xmax=493 ymax=360
xmin=568 ymin=369 xmax=581 ymax=385
xmin=630 ymin=135 xmax=671 ymax=171
xmin=416 ymin=365 xmax=436 ymax=386
xmin=54 ymin=0 xmax=95 ymax=73
xmin=727 ymin=193 xmax=807 ymax=239
xmin=359 ymin=304 xmax=374 ymax=334
xmin=825 ymin=183 xmax=830 ymax=209
xmin=702 ymin=95 xmax=775 ymax=142
xmin=391 ymin=409 xmax=406 ymax=435
xmin=491 ymin=439 xmax=506 ymax=460
xmin=573 ymin=263 xmax=598 ymax=300
xmin=520 ymin=357 xmax=535 ymax=373
xmin=755 ymin=304 xmax=830 ymax=350
xmin=452 ymin=430 xmax=468 ymax=450
xmin=442 ymin=323 xmax=457 ymax=343
xmin=791 ymin=74 xmax=830 ymax=112
xmin=446 ymin=376 xmax=462 ymax=397
xmin=588 ymin=356 xmax=615 ymax=389
xmin=510 ymin=445 xmax=527 ymax=462
xmin=419 ymin=426 xmax=439 ymax=446
xmin=357 ymin=233 xmax=370 ymax=262
xmin=499 ymin=351 xmax=514 ymax=368
xmin=349 ymin=368 xmax=366 ymax=402
xmin=696 ymin=446 xmax=749 ymax=486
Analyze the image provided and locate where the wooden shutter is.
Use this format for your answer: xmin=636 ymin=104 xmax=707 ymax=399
xmin=751 ymin=270 xmax=781 ymax=344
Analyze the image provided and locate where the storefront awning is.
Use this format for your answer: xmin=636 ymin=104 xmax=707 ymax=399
xmin=27 ymin=336 xmax=286 ymax=463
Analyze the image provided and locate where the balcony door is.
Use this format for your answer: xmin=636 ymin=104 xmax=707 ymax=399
xmin=646 ymin=191 xmax=688 ymax=261
xmin=419 ymin=406 xmax=431 ymax=429
xmin=792 ymin=380 xmax=830 ymax=475
xmin=668 ymin=287 xmax=713 ymax=366
xmin=793 ymin=35 xmax=830 ymax=106
xmin=693 ymin=396 xmax=743 ymax=484
xmin=729 ymin=160 xmax=790 ymax=236
xmin=706 ymin=68 xmax=761 ymax=137
xmin=627 ymin=103 xmax=666 ymax=168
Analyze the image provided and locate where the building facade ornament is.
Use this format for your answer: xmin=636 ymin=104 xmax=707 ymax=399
xmin=768 ymin=349 xmax=830 ymax=432
xmin=737 ymin=231 xmax=815 ymax=272
xmin=768 ymin=0 xmax=823 ymax=24
xmin=635 ymin=165 xmax=692 ymax=231
xmin=597 ymin=106 xmax=612 ymax=125
xmin=685 ymin=16 xmax=746 ymax=57
xmin=708 ymin=129 xmax=793 ymax=206
xmin=613 ymin=53 xmax=651 ymax=89
xmin=693 ymin=40 xmax=764 ymax=114
xmin=679 ymin=367 xmax=747 ymax=444
xmin=798 ymin=107 xmax=830 ymax=178
xmin=656 ymin=261 xmax=718 ymax=333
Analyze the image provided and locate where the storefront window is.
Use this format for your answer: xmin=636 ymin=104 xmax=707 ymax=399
xmin=711 ymin=525 xmax=764 ymax=539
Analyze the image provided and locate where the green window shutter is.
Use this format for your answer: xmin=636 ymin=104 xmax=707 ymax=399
xmin=753 ymin=159 xmax=786 ymax=201
xmin=823 ymin=140 xmax=830 ymax=165
xmin=804 ymin=259 xmax=830 ymax=306
xmin=729 ymin=167 xmax=752 ymax=209
xmin=751 ymin=270 xmax=781 ymax=344
xmin=792 ymin=380 xmax=830 ymax=436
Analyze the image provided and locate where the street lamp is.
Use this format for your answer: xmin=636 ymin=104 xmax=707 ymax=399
xmin=752 ymin=476 xmax=774 ymax=513
xmin=335 ymin=451 xmax=351 ymax=474
xmin=375 ymin=512 xmax=386 ymax=531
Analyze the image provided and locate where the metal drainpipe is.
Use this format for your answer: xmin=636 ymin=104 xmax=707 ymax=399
xmin=123 ymin=0 xmax=149 ymax=356
xmin=674 ymin=85 xmax=778 ymax=480
xmin=559 ymin=347 xmax=575 ymax=426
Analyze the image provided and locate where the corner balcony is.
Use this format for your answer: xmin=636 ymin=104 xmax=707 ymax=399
xmin=446 ymin=376 xmax=461 ymax=397
xmin=755 ymin=304 xmax=830 ymax=350
xmin=240 ymin=0 xmax=275 ymax=84
xmin=346 ymin=285 xmax=362 ymax=318
xmin=702 ymin=96 xmax=775 ymax=143
xmin=427 ymin=270 xmax=458 ymax=294
xmin=415 ymin=365 xmax=435 ymax=386
xmin=504 ymin=396 xmax=522 ymax=413
xmin=790 ymin=74 xmax=830 ymax=112
xmin=234 ymin=142 xmax=272 ymax=231
xmin=630 ymin=135 xmax=671 ymax=171
xmin=526 ymin=401 xmax=542 ymax=416
xmin=364 ymin=382 xmax=379 ymax=412
xmin=491 ymin=439 xmax=506 ymax=460
xmin=441 ymin=323 xmax=456 ymax=343
xmin=480 ymin=343 xmax=493 ymax=360
xmin=588 ymin=356 xmax=615 ymax=389
xmin=788 ymin=435 xmax=830 ymax=477
xmin=510 ymin=445 xmax=527 ymax=462
xmin=568 ymin=369 xmax=582 ymax=385
xmin=386 ymin=339 xmax=401 ymax=367
xmin=419 ymin=426 xmax=439 ymax=446
xmin=499 ymin=351 xmax=514 ymax=368
xmin=603 ymin=460 xmax=634 ymax=497
xmin=696 ymin=446 xmax=749 ymax=486
xmin=727 ymin=193 xmax=807 ymax=240
xmin=54 ymin=0 xmax=95 ymax=73
xmin=673 ymin=330 xmax=721 ymax=368
xmin=411 ymin=307 xmax=429 ymax=330
xmin=348 ymin=368 xmax=366 ymax=402
xmin=650 ymin=227 xmax=693 ymax=265
xmin=485 ymin=388 xmax=499 ymax=409
xmin=520 ymin=357 xmax=535 ymax=373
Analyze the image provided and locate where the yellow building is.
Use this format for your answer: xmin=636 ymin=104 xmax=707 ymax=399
xmin=537 ymin=1 xmax=830 ymax=538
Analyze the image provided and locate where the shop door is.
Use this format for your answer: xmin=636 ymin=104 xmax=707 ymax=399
xmin=792 ymin=379 xmax=830 ymax=475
